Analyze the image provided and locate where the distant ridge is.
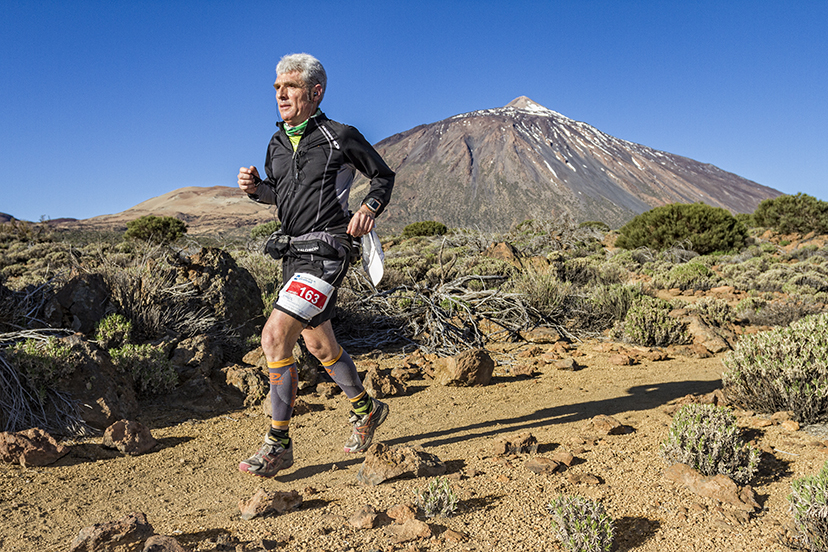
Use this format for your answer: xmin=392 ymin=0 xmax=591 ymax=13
xmin=351 ymin=97 xmax=782 ymax=230
xmin=46 ymin=99 xmax=783 ymax=235
xmin=51 ymin=186 xmax=275 ymax=235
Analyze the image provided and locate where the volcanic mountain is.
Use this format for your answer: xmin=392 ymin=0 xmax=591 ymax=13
xmin=351 ymin=96 xmax=782 ymax=230
xmin=46 ymin=97 xmax=782 ymax=235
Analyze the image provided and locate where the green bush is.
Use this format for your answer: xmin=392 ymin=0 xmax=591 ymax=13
xmin=753 ymin=193 xmax=828 ymax=235
xmin=661 ymin=404 xmax=759 ymax=484
xmin=124 ymin=215 xmax=187 ymax=245
xmin=415 ymin=476 xmax=458 ymax=518
xmin=615 ymin=203 xmax=747 ymax=255
xmin=548 ymin=495 xmax=614 ymax=552
xmin=651 ymin=261 xmax=716 ymax=291
xmin=401 ymin=220 xmax=448 ymax=239
xmin=8 ymin=337 xmax=80 ymax=395
xmin=615 ymin=295 xmax=689 ymax=347
xmin=690 ymin=297 xmax=734 ymax=328
xmin=789 ymin=461 xmax=828 ymax=552
xmin=250 ymin=220 xmax=281 ymax=238
xmin=110 ymin=343 xmax=178 ymax=396
xmin=722 ymin=313 xmax=828 ymax=423
xmin=734 ymin=212 xmax=756 ymax=229
xmin=94 ymin=313 xmax=133 ymax=350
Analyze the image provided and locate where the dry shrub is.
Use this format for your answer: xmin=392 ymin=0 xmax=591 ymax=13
xmin=650 ymin=261 xmax=717 ymax=291
xmin=789 ymin=461 xmax=828 ymax=552
xmin=690 ymin=297 xmax=734 ymax=328
xmin=614 ymin=295 xmax=690 ymax=347
xmin=548 ymin=495 xmax=614 ymax=552
xmin=723 ymin=313 xmax=828 ymax=423
xmin=507 ymin=267 xmax=572 ymax=321
xmin=661 ymin=404 xmax=759 ymax=484
xmin=735 ymin=296 xmax=825 ymax=327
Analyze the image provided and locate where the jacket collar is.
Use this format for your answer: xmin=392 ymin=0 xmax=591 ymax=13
xmin=277 ymin=111 xmax=328 ymax=132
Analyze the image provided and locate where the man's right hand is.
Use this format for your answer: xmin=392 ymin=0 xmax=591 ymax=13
xmin=238 ymin=166 xmax=261 ymax=194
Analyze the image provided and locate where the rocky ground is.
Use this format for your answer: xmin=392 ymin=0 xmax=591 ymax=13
xmin=0 ymin=338 xmax=822 ymax=552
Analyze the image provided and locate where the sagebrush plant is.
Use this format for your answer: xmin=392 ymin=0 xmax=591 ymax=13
xmin=508 ymin=267 xmax=573 ymax=320
xmin=8 ymin=337 xmax=80 ymax=396
xmin=250 ymin=220 xmax=281 ymax=239
xmin=691 ymin=297 xmax=734 ymax=328
xmin=560 ymin=256 xmax=625 ymax=286
xmin=415 ymin=476 xmax=459 ymax=518
xmin=109 ymin=343 xmax=178 ymax=396
xmin=615 ymin=295 xmax=689 ymax=347
xmin=573 ymin=282 xmax=644 ymax=333
xmin=789 ymin=461 xmax=828 ymax=552
xmin=651 ymin=261 xmax=717 ymax=291
xmin=547 ymin=494 xmax=614 ymax=552
xmin=0 ymin=220 xmax=53 ymax=245
xmin=94 ymin=313 xmax=133 ymax=350
xmin=722 ymin=312 xmax=828 ymax=423
xmin=661 ymin=404 xmax=759 ymax=484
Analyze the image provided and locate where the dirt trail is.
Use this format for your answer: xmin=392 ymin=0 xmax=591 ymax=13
xmin=0 ymin=341 xmax=818 ymax=551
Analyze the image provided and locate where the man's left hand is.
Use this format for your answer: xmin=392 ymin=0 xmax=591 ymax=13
xmin=347 ymin=206 xmax=375 ymax=238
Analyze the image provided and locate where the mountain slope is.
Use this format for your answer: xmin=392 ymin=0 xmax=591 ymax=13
xmin=351 ymin=97 xmax=781 ymax=230
xmin=61 ymin=186 xmax=276 ymax=235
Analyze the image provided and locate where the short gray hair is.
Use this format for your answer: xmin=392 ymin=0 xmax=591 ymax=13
xmin=276 ymin=53 xmax=327 ymax=103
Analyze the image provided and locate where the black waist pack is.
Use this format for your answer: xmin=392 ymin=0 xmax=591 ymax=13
xmin=264 ymin=232 xmax=292 ymax=260
xmin=289 ymin=231 xmax=347 ymax=260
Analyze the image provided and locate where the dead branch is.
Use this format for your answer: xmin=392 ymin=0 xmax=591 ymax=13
xmin=0 ymin=351 xmax=90 ymax=436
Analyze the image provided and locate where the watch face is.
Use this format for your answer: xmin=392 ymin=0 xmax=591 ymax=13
xmin=366 ymin=199 xmax=381 ymax=211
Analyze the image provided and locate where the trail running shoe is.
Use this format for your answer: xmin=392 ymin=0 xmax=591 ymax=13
xmin=343 ymin=398 xmax=389 ymax=453
xmin=238 ymin=435 xmax=294 ymax=478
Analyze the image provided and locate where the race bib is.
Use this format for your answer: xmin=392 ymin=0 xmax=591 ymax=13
xmin=277 ymin=273 xmax=334 ymax=321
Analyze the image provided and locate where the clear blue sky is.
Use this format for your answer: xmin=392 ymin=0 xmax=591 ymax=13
xmin=2 ymin=0 xmax=826 ymax=222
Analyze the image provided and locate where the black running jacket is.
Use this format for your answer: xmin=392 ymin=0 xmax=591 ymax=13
xmin=248 ymin=112 xmax=395 ymax=238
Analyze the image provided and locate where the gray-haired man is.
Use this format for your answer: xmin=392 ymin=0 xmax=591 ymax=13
xmin=237 ymin=53 xmax=394 ymax=478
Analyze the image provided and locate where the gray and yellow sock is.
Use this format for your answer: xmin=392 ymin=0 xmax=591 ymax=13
xmin=267 ymin=356 xmax=298 ymax=447
xmin=321 ymin=347 xmax=365 ymax=399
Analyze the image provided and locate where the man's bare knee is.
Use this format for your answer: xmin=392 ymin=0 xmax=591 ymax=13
xmin=302 ymin=323 xmax=340 ymax=363
xmin=261 ymin=310 xmax=305 ymax=361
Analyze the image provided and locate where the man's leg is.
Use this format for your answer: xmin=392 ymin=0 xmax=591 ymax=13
xmin=239 ymin=309 xmax=305 ymax=477
xmin=302 ymin=321 xmax=389 ymax=453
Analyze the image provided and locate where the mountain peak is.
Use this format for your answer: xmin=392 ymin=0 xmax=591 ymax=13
xmin=506 ymin=96 xmax=551 ymax=113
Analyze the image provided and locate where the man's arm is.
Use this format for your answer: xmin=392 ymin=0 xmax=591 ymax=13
xmin=341 ymin=127 xmax=395 ymax=218
xmin=237 ymin=166 xmax=276 ymax=204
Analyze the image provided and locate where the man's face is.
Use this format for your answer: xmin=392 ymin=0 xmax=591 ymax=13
xmin=274 ymin=71 xmax=319 ymax=127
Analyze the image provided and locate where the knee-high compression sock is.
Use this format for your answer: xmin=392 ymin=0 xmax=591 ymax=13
xmin=321 ymin=347 xmax=372 ymax=414
xmin=268 ymin=356 xmax=298 ymax=447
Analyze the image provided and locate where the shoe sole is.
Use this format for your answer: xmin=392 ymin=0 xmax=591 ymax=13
xmin=238 ymin=449 xmax=294 ymax=478
xmin=344 ymin=402 xmax=389 ymax=453
xmin=238 ymin=460 xmax=295 ymax=478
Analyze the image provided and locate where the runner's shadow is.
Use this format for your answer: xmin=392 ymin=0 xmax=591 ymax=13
xmin=384 ymin=379 xmax=721 ymax=449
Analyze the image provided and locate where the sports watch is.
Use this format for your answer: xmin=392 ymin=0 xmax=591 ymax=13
xmin=362 ymin=197 xmax=381 ymax=214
